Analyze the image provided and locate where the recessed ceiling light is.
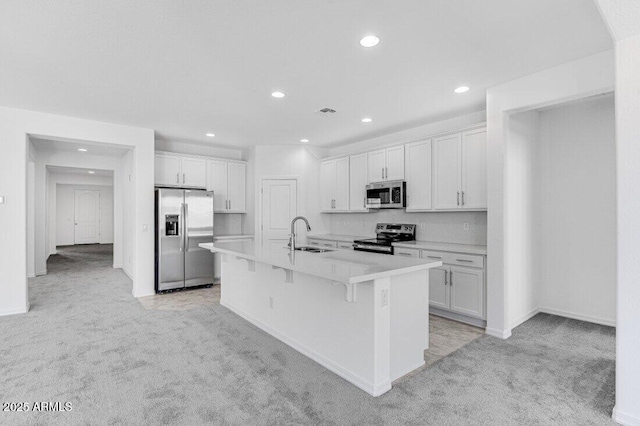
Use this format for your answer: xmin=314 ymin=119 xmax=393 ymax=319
xmin=78 ymin=148 xmax=87 ymax=152
xmin=88 ymin=171 xmax=95 ymax=174
xmin=361 ymin=117 xmax=373 ymax=123
xmin=300 ymin=139 xmax=309 ymax=143
xmin=454 ymin=86 xmax=470 ymax=93
xmin=205 ymin=133 xmax=215 ymax=137
xmin=360 ymin=35 xmax=380 ymax=48
xmin=271 ymin=91 xmax=285 ymax=98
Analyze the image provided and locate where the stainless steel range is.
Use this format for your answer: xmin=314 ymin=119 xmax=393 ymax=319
xmin=353 ymin=223 xmax=416 ymax=255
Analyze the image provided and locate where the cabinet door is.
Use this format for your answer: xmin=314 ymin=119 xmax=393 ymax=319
xmin=207 ymin=159 xmax=228 ymax=212
xmin=461 ymin=128 xmax=487 ymax=209
xmin=349 ymin=153 xmax=369 ymax=212
xmin=368 ymin=149 xmax=386 ymax=183
xmin=334 ymin=157 xmax=350 ymax=211
xmin=449 ymin=266 xmax=485 ymax=319
xmin=385 ymin=145 xmax=405 ymax=181
xmin=429 ymin=267 xmax=450 ymax=309
xmin=155 ymin=153 xmax=181 ymax=186
xmin=405 ymin=140 xmax=432 ymax=210
xmin=181 ymin=157 xmax=207 ymax=188
xmin=433 ymin=133 xmax=461 ymax=209
xmin=320 ymin=160 xmax=336 ymax=212
xmin=227 ymin=161 xmax=246 ymax=213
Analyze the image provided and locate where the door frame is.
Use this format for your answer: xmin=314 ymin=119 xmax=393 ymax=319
xmin=258 ymin=176 xmax=300 ymax=244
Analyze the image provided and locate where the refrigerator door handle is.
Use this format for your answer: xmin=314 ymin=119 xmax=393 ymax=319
xmin=179 ymin=203 xmax=185 ymax=252
xmin=184 ymin=202 xmax=190 ymax=252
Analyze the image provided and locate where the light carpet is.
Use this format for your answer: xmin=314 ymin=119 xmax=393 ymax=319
xmin=0 ymin=244 xmax=616 ymax=425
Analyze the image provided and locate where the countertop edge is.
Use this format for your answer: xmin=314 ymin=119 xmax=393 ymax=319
xmin=391 ymin=241 xmax=487 ymax=255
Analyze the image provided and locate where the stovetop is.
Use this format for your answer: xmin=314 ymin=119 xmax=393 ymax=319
xmin=353 ymin=223 xmax=416 ymax=250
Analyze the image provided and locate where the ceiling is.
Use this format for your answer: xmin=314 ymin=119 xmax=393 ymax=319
xmin=31 ymin=137 xmax=130 ymax=158
xmin=47 ymin=165 xmax=114 ymax=178
xmin=0 ymin=1 xmax=612 ymax=148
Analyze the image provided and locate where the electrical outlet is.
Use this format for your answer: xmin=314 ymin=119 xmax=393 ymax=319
xmin=463 ymin=222 xmax=470 ymax=231
xmin=381 ymin=289 xmax=389 ymax=307
xmin=420 ymin=222 xmax=426 ymax=230
xmin=269 ymin=296 xmax=274 ymax=309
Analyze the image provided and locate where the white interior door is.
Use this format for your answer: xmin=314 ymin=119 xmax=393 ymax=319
xmin=262 ymin=179 xmax=297 ymax=250
xmin=74 ymin=189 xmax=100 ymax=244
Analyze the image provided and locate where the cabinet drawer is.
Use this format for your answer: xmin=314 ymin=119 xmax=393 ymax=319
xmin=421 ymin=250 xmax=484 ymax=268
xmin=308 ymin=238 xmax=338 ymax=248
xmin=394 ymin=247 xmax=420 ymax=258
xmin=337 ymin=242 xmax=354 ymax=250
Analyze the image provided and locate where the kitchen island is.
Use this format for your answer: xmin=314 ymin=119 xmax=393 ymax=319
xmin=199 ymin=240 xmax=441 ymax=396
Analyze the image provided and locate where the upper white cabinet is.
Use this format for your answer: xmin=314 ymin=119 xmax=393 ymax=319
xmin=405 ymin=139 xmax=432 ymax=211
xmin=368 ymin=146 xmax=405 ymax=183
xmin=320 ymin=157 xmax=349 ymax=212
xmin=433 ymin=128 xmax=487 ymax=210
xmin=207 ymin=159 xmax=246 ymax=213
xmin=155 ymin=153 xmax=206 ymax=188
xmin=349 ymin=153 xmax=369 ymax=212
xmin=461 ymin=128 xmax=488 ymax=209
xmin=155 ymin=153 xmax=182 ymax=186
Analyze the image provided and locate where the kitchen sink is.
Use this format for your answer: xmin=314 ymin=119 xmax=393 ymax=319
xmin=292 ymin=246 xmax=335 ymax=253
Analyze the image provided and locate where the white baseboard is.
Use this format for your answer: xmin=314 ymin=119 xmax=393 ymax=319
xmin=538 ymin=306 xmax=616 ymax=327
xmin=510 ymin=307 xmax=540 ymax=330
xmin=614 ymin=406 xmax=640 ymax=426
xmin=35 ymin=269 xmax=47 ymax=276
xmin=27 ymin=273 xmax=36 ymax=278
xmin=133 ymin=289 xmax=155 ymax=298
xmin=121 ymin=267 xmax=133 ymax=280
xmin=0 ymin=305 xmax=30 ymax=317
xmin=485 ymin=327 xmax=512 ymax=339
xmin=221 ymin=299 xmax=390 ymax=397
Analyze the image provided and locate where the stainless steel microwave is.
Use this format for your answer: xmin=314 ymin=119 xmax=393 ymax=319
xmin=366 ymin=181 xmax=406 ymax=209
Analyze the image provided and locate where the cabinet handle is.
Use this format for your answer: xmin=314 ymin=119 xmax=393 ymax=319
xmin=462 ymin=191 xmax=465 ymax=206
xmin=381 ymin=168 xmax=384 ymax=180
xmin=363 ymin=197 xmax=366 ymax=208
xmin=310 ymin=241 xmax=319 ymax=245
xmin=450 ymin=271 xmax=454 ymax=286
xmin=397 ymin=252 xmax=411 ymax=257
xmin=445 ymin=270 xmax=448 ymax=285
xmin=176 ymin=173 xmax=179 ymax=184
xmin=385 ymin=167 xmax=388 ymax=179
xmin=229 ymin=200 xmax=231 ymax=210
xmin=456 ymin=259 xmax=473 ymax=263
xmin=427 ymin=256 xmax=442 ymax=259
xmin=183 ymin=173 xmax=186 ymax=184
xmin=457 ymin=191 xmax=460 ymax=206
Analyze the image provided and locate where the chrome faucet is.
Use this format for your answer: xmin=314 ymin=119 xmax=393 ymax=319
xmin=288 ymin=216 xmax=311 ymax=251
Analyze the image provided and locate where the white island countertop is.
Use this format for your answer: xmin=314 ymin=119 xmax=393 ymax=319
xmin=199 ymin=241 xmax=441 ymax=284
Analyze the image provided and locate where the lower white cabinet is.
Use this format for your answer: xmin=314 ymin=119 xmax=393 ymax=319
xmin=308 ymin=238 xmax=354 ymax=250
xmin=395 ymin=247 xmax=486 ymax=322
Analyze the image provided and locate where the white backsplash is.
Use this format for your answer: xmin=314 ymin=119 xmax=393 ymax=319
xmin=328 ymin=210 xmax=487 ymax=245
xmin=214 ymin=213 xmax=244 ymax=236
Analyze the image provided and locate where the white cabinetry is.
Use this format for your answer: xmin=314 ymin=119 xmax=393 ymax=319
xmin=368 ymin=146 xmax=405 ymax=183
xmin=394 ymin=246 xmax=486 ymax=325
xmin=405 ymin=139 xmax=432 ymax=211
xmin=320 ymin=157 xmax=349 ymax=212
xmin=433 ymin=129 xmax=487 ymax=210
xmin=207 ymin=159 xmax=246 ymax=213
xmin=349 ymin=153 xmax=369 ymax=212
xmin=154 ymin=152 xmax=211 ymax=189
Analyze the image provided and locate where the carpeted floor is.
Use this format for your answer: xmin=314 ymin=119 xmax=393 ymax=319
xmin=0 ymin=244 xmax=616 ymax=425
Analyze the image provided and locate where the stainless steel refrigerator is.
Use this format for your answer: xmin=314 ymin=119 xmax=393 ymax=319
xmin=155 ymin=188 xmax=214 ymax=292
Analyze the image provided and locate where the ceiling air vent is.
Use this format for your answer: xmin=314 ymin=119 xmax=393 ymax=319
xmin=316 ymin=107 xmax=337 ymax=115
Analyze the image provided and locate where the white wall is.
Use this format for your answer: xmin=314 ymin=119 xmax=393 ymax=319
xmin=0 ymin=106 xmax=155 ymax=317
xmin=155 ymin=139 xmax=245 ymax=160
xmin=613 ymin=31 xmax=640 ymax=426
xmin=506 ymin=110 xmax=540 ymax=328
xmin=248 ymin=145 xmax=330 ymax=242
xmin=485 ymin=50 xmax=615 ymax=339
xmin=328 ymin=211 xmax=487 ymax=245
xmin=328 ymin=110 xmax=486 ymax=158
xmin=55 ymin=184 xmax=114 ymax=246
xmin=536 ymin=96 xmax=616 ymax=325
